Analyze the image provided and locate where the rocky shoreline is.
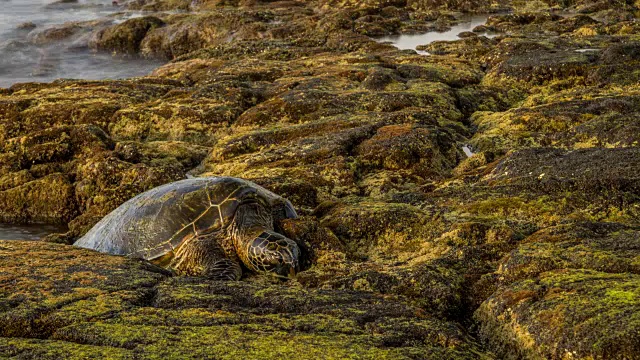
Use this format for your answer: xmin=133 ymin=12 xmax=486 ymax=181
xmin=1 ymin=0 xmax=639 ymax=358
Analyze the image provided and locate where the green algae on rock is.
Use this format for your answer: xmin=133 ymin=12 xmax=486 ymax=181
xmin=1 ymin=0 xmax=640 ymax=358
xmin=0 ymin=241 xmax=488 ymax=359
xmin=475 ymin=269 xmax=640 ymax=360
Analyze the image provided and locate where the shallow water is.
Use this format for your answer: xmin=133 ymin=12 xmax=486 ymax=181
xmin=377 ymin=15 xmax=496 ymax=54
xmin=462 ymin=145 xmax=475 ymax=158
xmin=0 ymin=223 xmax=67 ymax=240
xmin=0 ymin=0 xmax=163 ymax=88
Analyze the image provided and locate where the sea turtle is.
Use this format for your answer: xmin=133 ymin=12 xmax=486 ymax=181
xmin=74 ymin=177 xmax=304 ymax=280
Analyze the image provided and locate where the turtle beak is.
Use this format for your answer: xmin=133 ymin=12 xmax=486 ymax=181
xmin=274 ymin=263 xmax=298 ymax=281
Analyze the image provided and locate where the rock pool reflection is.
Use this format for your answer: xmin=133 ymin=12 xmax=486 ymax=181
xmin=376 ymin=15 xmax=495 ymax=54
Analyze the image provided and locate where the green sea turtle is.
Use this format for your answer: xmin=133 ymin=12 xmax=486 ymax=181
xmin=74 ymin=177 xmax=303 ymax=280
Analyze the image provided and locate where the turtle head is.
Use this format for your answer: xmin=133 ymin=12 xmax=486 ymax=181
xmin=230 ymin=200 xmax=301 ymax=279
xmin=246 ymin=230 xmax=300 ymax=279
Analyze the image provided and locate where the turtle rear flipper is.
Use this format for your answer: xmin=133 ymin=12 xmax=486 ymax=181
xmin=169 ymin=232 xmax=242 ymax=281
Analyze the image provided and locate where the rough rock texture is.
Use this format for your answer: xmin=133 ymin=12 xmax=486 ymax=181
xmin=0 ymin=241 xmax=487 ymax=359
xmin=1 ymin=0 xmax=640 ymax=358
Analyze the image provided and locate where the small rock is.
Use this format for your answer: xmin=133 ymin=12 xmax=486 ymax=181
xmin=16 ymin=22 xmax=36 ymax=31
xmin=458 ymin=31 xmax=478 ymax=38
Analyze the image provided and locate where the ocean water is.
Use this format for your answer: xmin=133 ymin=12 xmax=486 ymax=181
xmin=0 ymin=0 xmax=162 ymax=88
xmin=0 ymin=223 xmax=67 ymax=240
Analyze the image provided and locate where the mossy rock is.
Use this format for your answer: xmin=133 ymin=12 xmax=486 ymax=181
xmin=495 ymin=222 xmax=640 ymax=283
xmin=355 ymin=123 xmax=461 ymax=179
xmin=322 ymin=262 xmax=467 ymax=320
xmin=490 ymin=50 xmax=595 ymax=85
xmin=0 ymin=241 xmax=488 ymax=359
xmin=484 ymin=147 xmax=640 ymax=196
xmin=26 ymin=23 xmax=84 ymax=46
xmin=93 ymin=16 xmax=165 ymax=55
xmin=0 ymin=173 xmax=76 ymax=223
xmin=114 ymin=140 xmax=210 ymax=170
xmin=0 ymin=338 xmax=131 ymax=360
xmin=320 ymin=200 xmax=437 ymax=261
xmin=473 ymin=89 xmax=640 ymax=141
xmin=0 ymin=241 xmax=168 ymax=338
xmin=0 ymin=1 xmax=639 ymax=358
xmin=475 ymin=269 xmax=640 ymax=360
xmin=421 ymin=36 xmax=498 ymax=59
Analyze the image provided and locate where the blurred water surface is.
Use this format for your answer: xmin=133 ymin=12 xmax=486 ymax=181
xmin=0 ymin=223 xmax=67 ymax=240
xmin=377 ymin=15 xmax=495 ymax=54
xmin=0 ymin=0 xmax=162 ymax=87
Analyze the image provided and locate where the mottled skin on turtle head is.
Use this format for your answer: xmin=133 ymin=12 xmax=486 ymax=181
xmin=229 ymin=201 xmax=300 ymax=279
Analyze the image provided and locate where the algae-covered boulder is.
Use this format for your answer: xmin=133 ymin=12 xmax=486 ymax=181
xmin=320 ymin=200 xmax=434 ymax=260
xmin=475 ymin=269 xmax=640 ymax=360
xmin=491 ymin=50 xmax=596 ymax=85
xmin=494 ymin=222 xmax=640 ymax=283
xmin=355 ymin=124 xmax=461 ymax=179
xmin=92 ymin=16 xmax=165 ymax=55
xmin=470 ymin=93 xmax=640 ymax=154
xmin=485 ymin=147 xmax=640 ymax=195
xmin=472 ymin=220 xmax=640 ymax=359
xmin=0 ymin=173 xmax=76 ymax=224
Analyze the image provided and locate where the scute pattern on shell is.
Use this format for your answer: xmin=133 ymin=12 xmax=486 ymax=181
xmin=74 ymin=177 xmax=292 ymax=260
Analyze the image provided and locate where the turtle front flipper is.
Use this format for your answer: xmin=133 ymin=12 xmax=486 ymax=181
xmin=168 ymin=232 xmax=242 ymax=281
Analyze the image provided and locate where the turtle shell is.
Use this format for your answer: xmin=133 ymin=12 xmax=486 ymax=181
xmin=74 ymin=177 xmax=297 ymax=260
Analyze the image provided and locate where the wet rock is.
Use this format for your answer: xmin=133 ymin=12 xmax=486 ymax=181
xmin=320 ymin=200 xmax=433 ymax=260
xmin=360 ymin=67 xmax=405 ymax=90
xmin=454 ymin=85 xmax=514 ymax=117
xmin=548 ymin=14 xmax=600 ymax=33
xmin=16 ymin=22 xmax=36 ymax=31
xmin=491 ymin=50 xmax=596 ymax=85
xmin=92 ymin=16 xmax=165 ymax=55
xmin=27 ymin=24 xmax=82 ymax=45
xmin=394 ymin=59 xmax=484 ymax=88
xmin=470 ymin=93 xmax=640 ymax=154
xmin=420 ymin=35 xmax=498 ymax=59
xmin=486 ymin=12 xmax=562 ymax=29
xmin=493 ymin=222 xmax=640 ymax=284
xmin=251 ymin=177 xmax=319 ymax=210
xmin=0 ymin=240 xmax=168 ymax=336
xmin=0 ymin=0 xmax=638 ymax=358
xmin=324 ymin=263 xmax=467 ymax=319
xmin=321 ymin=0 xmax=496 ymax=12
xmin=114 ymin=140 xmax=210 ymax=170
xmin=600 ymin=41 xmax=640 ymax=63
xmin=457 ymin=31 xmax=477 ymax=38
xmin=43 ymin=0 xmax=79 ymax=10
